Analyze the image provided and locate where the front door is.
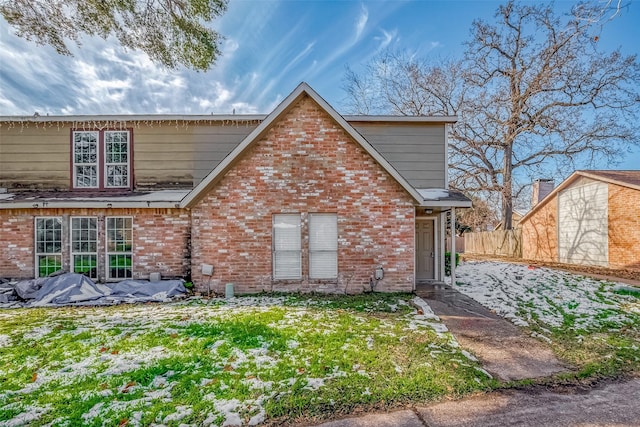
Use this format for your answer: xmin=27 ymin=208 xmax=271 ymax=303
xmin=416 ymin=220 xmax=435 ymax=280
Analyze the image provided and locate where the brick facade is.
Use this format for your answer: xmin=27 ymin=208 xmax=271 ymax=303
xmin=0 ymin=210 xmax=34 ymax=279
xmin=608 ymin=183 xmax=640 ymax=270
xmin=190 ymin=95 xmax=416 ymax=294
xmin=0 ymin=208 xmax=190 ymax=281
xmin=521 ymin=195 xmax=558 ymax=263
xmin=521 ymin=181 xmax=640 ymax=271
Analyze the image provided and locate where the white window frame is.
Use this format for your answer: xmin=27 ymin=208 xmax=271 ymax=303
xmin=70 ymin=217 xmax=98 ymax=279
xmin=34 ymin=217 xmax=63 ymax=278
xmin=309 ymin=213 xmax=338 ymax=279
xmin=106 ymin=216 xmax=133 ymax=280
xmin=72 ymin=131 xmax=99 ymax=189
xmin=104 ymin=130 xmax=130 ymax=188
xmin=72 ymin=130 xmax=131 ymax=189
xmin=273 ymin=214 xmax=302 ymax=280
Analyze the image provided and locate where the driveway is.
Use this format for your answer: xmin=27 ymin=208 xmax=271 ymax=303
xmin=313 ymin=378 xmax=640 ymax=426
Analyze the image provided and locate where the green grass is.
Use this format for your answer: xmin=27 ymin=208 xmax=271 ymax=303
xmin=614 ymin=287 xmax=640 ymax=298
xmin=0 ymin=294 xmax=494 ymax=426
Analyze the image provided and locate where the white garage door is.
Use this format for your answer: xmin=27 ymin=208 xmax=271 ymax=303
xmin=558 ymin=180 xmax=608 ymax=267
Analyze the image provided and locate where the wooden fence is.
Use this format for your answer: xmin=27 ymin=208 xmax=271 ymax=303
xmin=464 ymin=229 xmax=522 ymax=258
xmin=445 ymin=236 xmax=466 ymax=253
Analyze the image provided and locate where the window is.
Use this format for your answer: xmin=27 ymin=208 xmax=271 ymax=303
xmin=105 ymin=131 xmax=130 ymax=187
xmin=273 ymin=214 xmax=301 ymax=279
xmin=35 ymin=217 xmax=62 ymax=277
xmin=73 ymin=131 xmax=99 ymax=188
xmin=309 ymin=214 xmax=338 ymax=279
xmin=72 ymin=130 xmax=131 ymax=189
xmin=71 ymin=217 xmax=98 ymax=279
xmin=106 ymin=217 xmax=133 ymax=279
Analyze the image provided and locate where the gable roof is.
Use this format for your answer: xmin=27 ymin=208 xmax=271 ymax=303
xmin=520 ymin=170 xmax=640 ymax=224
xmin=577 ymin=170 xmax=640 ymax=190
xmin=180 ymin=82 xmax=425 ymax=208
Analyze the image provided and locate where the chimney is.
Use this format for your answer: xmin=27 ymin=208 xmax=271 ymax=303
xmin=532 ymin=179 xmax=554 ymax=207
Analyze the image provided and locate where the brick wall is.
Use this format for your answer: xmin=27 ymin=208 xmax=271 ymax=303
xmin=191 ymin=95 xmax=416 ymax=294
xmin=608 ymin=184 xmax=640 ymax=271
xmin=521 ymin=195 xmax=558 ymax=262
xmin=0 ymin=210 xmax=34 ymax=279
xmin=0 ymin=208 xmax=190 ymax=280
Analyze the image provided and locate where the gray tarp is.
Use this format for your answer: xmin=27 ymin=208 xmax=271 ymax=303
xmin=6 ymin=273 xmax=186 ymax=307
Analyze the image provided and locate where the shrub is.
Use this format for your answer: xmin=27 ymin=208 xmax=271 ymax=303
xmin=444 ymin=252 xmax=460 ymax=276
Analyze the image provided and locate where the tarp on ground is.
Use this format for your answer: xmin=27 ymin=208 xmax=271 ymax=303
xmin=8 ymin=273 xmax=186 ymax=307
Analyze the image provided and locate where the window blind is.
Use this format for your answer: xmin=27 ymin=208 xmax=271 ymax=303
xmin=273 ymin=214 xmax=301 ymax=279
xmin=309 ymin=214 xmax=338 ymax=279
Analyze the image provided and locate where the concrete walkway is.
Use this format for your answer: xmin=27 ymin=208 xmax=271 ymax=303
xmin=312 ymin=378 xmax=640 ymax=426
xmin=415 ymin=282 xmax=567 ymax=381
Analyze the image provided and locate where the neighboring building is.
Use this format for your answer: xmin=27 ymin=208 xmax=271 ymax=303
xmin=520 ymin=170 xmax=640 ymax=271
xmin=0 ymin=83 xmax=471 ymax=293
xmin=493 ymin=210 xmax=525 ymax=230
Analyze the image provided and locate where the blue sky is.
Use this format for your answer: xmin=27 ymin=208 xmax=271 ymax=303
xmin=1 ymin=0 xmax=638 ymax=169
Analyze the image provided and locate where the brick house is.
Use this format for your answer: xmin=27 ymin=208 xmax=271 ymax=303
xmin=0 ymin=83 xmax=470 ymax=294
xmin=520 ymin=170 xmax=640 ymax=271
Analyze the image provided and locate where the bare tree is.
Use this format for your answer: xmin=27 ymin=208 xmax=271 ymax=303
xmin=0 ymin=0 xmax=228 ymax=71
xmin=343 ymin=1 xmax=640 ymax=229
xmin=456 ymin=197 xmax=500 ymax=233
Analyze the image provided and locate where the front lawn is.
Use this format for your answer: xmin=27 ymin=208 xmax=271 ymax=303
xmin=0 ymin=294 xmax=493 ymax=426
xmin=452 ymin=261 xmax=640 ymax=380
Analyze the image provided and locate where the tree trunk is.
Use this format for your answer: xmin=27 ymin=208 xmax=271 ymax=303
xmin=502 ymin=143 xmax=513 ymax=230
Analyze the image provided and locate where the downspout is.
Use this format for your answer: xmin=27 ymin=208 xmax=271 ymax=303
xmin=450 ymin=207 xmax=456 ymax=286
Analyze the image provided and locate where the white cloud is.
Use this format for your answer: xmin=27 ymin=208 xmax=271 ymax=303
xmin=376 ymin=29 xmax=398 ymax=51
xmin=355 ymin=4 xmax=369 ymax=42
xmin=224 ymin=38 xmax=240 ymax=54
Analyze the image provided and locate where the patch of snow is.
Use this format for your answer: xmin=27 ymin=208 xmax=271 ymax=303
xmin=152 ymin=375 xmax=170 ymax=388
xmin=163 ymin=406 xmax=193 ymax=423
xmin=407 ymin=297 xmax=454 ymax=339
xmin=304 ymin=378 xmax=325 ymax=391
xmin=23 ymin=325 xmax=53 ymax=340
xmin=213 ymin=399 xmax=242 ymax=427
xmin=2 ymin=404 xmax=50 ymax=427
xmin=474 ymin=366 xmax=494 ymax=379
xmin=82 ymin=402 xmax=104 ymax=423
xmin=417 ymin=188 xmax=450 ymax=200
xmin=460 ymin=349 xmax=478 ymax=362
xmin=248 ymin=408 xmax=265 ymax=426
xmin=0 ymin=334 xmax=11 ymax=348
xmin=449 ymin=261 xmax=638 ymax=330
xmin=365 ymin=336 xmax=374 ymax=349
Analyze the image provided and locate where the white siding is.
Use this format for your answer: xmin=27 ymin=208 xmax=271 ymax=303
xmin=558 ymin=180 xmax=608 ymax=267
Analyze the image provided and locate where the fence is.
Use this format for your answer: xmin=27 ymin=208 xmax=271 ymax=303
xmin=464 ymin=229 xmax=522 ymax=258
xmin=445 ymin=236 xmax=466 ymax=253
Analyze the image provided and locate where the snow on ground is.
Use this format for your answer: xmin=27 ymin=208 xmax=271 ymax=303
xmin=0 ymin=294 xmax=469 ymax=426
xmin=450 ymin=261 xmax=640 ymax=333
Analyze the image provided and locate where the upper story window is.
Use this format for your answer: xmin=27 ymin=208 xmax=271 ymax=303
xmin=72 ymin=130 xmax=131 ymax=189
